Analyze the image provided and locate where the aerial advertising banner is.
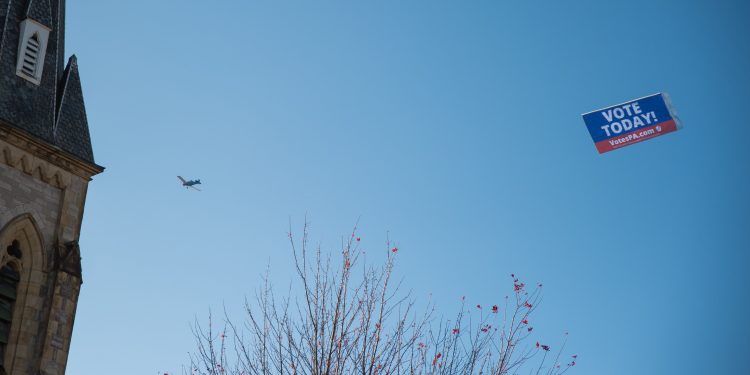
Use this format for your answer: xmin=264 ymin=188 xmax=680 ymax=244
xmin=582 ymin=93 xmax=681 ymax=154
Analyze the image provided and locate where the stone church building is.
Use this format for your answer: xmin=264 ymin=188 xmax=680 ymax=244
xmin=0 ymin=0 xmax=102 ymax=373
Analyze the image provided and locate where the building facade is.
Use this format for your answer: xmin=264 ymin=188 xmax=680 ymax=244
xmin=0 ymin=0 xmax=102 ymax=374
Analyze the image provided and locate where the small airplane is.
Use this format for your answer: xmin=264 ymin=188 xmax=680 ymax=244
xmin=177 ymin=176 xmax=202 ymax=191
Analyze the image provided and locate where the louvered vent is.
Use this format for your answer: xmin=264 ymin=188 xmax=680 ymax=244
xmin=15 ymin=20 xmax=50 ymax=85
xmin=20 ymin=34 xmax=41 ymax=78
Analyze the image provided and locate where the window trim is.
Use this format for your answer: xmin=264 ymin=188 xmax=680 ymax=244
xmin=0 ymin=214 xmax=44 ymax=372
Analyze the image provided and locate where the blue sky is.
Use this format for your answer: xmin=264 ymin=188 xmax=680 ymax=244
xmin=63 ymin=0 xmax=749 ymax=374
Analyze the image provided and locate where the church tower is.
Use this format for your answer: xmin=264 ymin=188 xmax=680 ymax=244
xmin=0 ymin=0 xmax=102 ymax=374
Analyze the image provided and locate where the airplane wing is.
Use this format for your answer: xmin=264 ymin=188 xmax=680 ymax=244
xmin=177 ymin=176 xmax=187 ymax=184
xmin=188 ymin=185 xmax=202 ymax=192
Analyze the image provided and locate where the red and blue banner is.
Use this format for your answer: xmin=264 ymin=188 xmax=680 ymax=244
xmin=582 ymin=93 xmax=681 ymax=154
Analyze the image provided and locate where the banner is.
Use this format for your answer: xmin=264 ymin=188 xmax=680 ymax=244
xmin=582 ymin=93 xmax=681 ymax=154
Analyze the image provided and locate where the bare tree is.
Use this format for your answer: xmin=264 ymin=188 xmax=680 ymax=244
xmin=185 ymin=223 xmax=577 ymax=375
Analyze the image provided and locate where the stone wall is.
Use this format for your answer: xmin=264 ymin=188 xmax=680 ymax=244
xmin=0 ymin=135 xmax=92 ymax=375
xmin=0 ymin=161 xmax=62 ymax=248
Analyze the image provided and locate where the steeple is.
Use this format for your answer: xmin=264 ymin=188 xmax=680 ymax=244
xmin=0 ymin=2 xmax=101 ymax=373
xmin=0 ymin=0 xmax=96 ymax=165
xmin=55 ymin=55 xmax=93 ymax=162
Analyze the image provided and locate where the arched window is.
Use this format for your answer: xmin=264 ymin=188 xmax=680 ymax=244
xmin=0 ymin=214 xmax=44 ymax=372
xmin=19 ymin=33 xmax=41 ymax=78
xmin=0 ymin=242 xmax=21 ymax=373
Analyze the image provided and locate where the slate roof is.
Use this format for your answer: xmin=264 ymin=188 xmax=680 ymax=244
xmin=0 ymin=0 xmax=97 ymax=165
xmin=56 ymin=55 xmax=93 ymax=162
xmin=26 ymin=0 xmax=52 ymax=27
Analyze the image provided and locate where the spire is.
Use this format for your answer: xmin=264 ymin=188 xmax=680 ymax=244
xmin=55 ymin=55 xmax=95 ymax=163
xmin=25 ymin=0 xmax=53 ymax=28
xmin=0 ymin=0 xmax=95 ymax=165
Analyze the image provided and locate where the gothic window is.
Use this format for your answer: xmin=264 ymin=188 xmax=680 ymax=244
xmin=0 ymin=215 xmax=43 ymax=372
xmin=0 ymin=242 xmax=21 ymax=373
xmin=19 ymin=34 xmax=41 ymax=78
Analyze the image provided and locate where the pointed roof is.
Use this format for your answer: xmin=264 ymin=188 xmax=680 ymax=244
xmin=0 ymin=0 xmax=99 ymax=168
xmin=26 ymin=0 xmax=53 ymax=28
xmin=0 ymin=0 xmax=57 ymax=145
xmin=55 ymin=55 xmax=95 ymax=163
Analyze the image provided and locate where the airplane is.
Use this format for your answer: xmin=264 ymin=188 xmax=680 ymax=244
xmin=177 ymin=176 xmax=202 ymax=191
